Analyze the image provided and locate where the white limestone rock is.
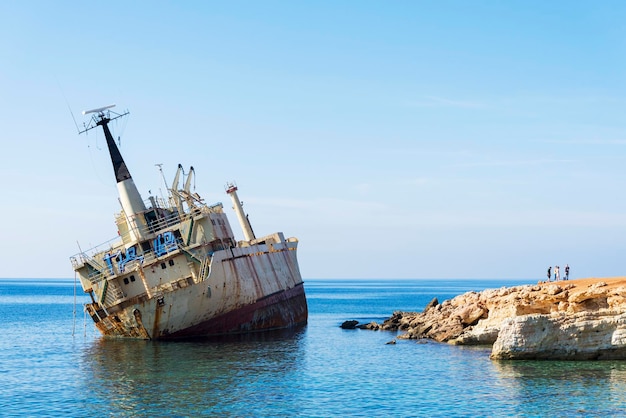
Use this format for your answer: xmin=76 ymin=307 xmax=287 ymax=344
xmin=491 ymin=310 xmax=626 ymax=360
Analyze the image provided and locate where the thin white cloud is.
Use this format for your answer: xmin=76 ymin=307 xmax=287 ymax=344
xmin=406 ymin=96 xmax=486 ymax=109
xmin=448 ymin=159 xmax=577 ymax=168
xmin=406 ymin=177 xmax=429 ymax=186
xmin=355 ymin=183 xmax=371 ymax=195
xmin=243 ymin=196 xmax=310 ymax=209
xmin=543 ymin=139 xmax=626 ymax=145
xmin=389 ymin=208 xmax=626 ymax=229
xmin=245 ymin=196 xmax=389 ymax=214
xmin=357 ymin=177 xmax=429 ymax=189
xmin=513 ymin=95 xmax=625 ymax=106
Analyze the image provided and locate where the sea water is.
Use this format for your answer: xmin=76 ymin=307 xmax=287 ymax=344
xmin=1 ymin=278 xmax=625 ymax=417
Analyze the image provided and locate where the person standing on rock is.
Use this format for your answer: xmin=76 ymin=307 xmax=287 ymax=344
xmin=547 ymin=266 xmax=552 ymax=282
xmin=555 ymin=265 xmax=560 ymax=281
xmin=565 ymin=264 xmax=570 ymax=280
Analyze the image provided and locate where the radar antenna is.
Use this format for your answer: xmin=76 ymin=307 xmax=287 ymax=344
xmin=78 ymin=104 xmax=129 ymax=135
xmin=82 ymin=104 xmax=116 ymax=115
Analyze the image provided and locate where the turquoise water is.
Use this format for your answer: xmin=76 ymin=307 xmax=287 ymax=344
xmin=1 ymin=278 xmax=625 ymax=417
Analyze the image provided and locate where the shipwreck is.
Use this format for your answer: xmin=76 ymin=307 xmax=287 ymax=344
xmin=70 ymin=105 xmax=308 ymax=339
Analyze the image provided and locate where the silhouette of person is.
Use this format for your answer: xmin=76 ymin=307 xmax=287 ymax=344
xmin=547 ymin=266 xmax=551 ymax=282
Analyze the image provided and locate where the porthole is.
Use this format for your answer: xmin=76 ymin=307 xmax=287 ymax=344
xmin=123 ymin=278 xmax=129 ymax=285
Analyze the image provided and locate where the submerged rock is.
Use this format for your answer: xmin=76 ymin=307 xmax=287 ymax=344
xmin=368 ymin=277 xmax=626 ymax=360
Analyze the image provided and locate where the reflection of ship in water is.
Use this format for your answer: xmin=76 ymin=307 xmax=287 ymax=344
xmin=70 ymin=105 xmax=308 ymax=339
xmin=81 ymin=328 xmax=306 ymax=414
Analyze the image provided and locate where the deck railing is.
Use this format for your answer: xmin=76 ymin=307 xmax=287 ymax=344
xmin=71 ymin=197 xmax=223 ymax=287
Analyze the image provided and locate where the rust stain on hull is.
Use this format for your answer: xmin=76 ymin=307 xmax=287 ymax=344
xmin=133 ymin=309 xmax=151 ymax=339
xmin=164 ymin=283 xmax=308 ymax=339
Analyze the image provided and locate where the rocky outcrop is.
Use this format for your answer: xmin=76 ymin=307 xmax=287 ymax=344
xmin=492 ymin=310 xmax=626 ymax=360
xmin=368 ymin=277 xmax=626 ymax=360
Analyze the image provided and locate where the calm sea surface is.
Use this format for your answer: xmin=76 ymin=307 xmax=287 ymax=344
xmin=1 ymin=278 xmax=625 ymax=417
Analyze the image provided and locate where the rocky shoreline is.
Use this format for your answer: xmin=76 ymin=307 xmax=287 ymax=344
xmin=352 ymin=277 xmax=626 ymax=360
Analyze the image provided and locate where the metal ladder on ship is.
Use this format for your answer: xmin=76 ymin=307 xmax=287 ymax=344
xmin=198 ymin=253 xmax=212 ymax=281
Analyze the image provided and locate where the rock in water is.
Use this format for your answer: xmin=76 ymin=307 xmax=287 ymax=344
xmin=340 ymin=320 xmax=359 ymax=329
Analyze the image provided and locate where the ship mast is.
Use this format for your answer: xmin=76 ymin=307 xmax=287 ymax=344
xmin=80 ymin=105 xmax=147 ymax=242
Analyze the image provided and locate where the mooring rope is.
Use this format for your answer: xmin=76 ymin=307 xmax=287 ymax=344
xmin=73 ymin=271 xmax=77 ymax=337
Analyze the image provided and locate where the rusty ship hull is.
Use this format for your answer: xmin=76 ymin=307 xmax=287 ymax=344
xmin=71 ymin=106 xmax=308 ymax=340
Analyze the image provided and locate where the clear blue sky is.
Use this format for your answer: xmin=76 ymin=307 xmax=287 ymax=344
xmin=1 ymin=1 xmax=625 ymax=280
